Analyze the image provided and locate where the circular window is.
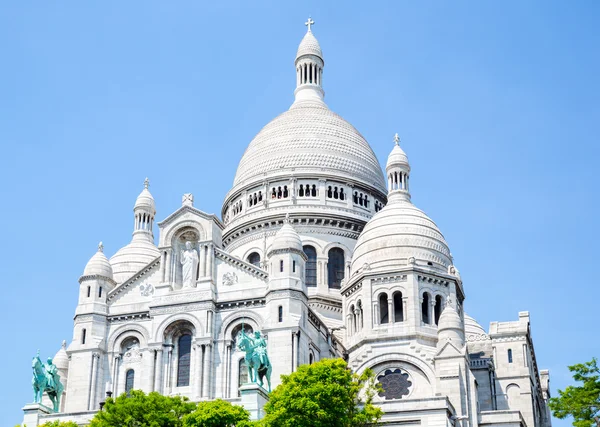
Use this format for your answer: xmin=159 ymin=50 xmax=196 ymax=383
xmin=377 ymin=368 xmax=413 ymax=400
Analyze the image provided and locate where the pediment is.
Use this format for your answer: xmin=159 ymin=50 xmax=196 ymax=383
xmin=107 ymin=257 xmax=160 ymax=309
xmin=158 ymin=205 xmax=224 ymax=229
xmin=435 ymin=341 xmax=465 ymax=358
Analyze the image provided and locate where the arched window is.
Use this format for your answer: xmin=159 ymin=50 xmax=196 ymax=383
xmin=303 ymin=245 xmax=317 ymax=287
xmin=327 ymin=248 xmax=345 ymax=289
xmin=299 ymin=185 xmax=305 ymax=197
xmin=293 ymin=260 xmax=296 ymax=273
xmin=278 ymin=306 xmax=283 ymax=323
xmin=434 ymin=295 xmax=443 ymax=325
xmin=422 ymin=293 xmax=431 ymax=324
xmin=87 ymin=286 xmax=91 ymax=298
xmin=327 ymin=186 xmax=333 ymax=198
xmin=177 ymin=334 xmax=192 ymax=387
xmin=125 ymin=369 xmax=135 ymax=395
xmin=339 ymin=188 xmax=345 ymax=200
xmin=309 ymin=352 xmax=314 ymax=364
xmin=508 ymin=349 xmax=513 ymax=364
xmin=247 ymin=252 xmax=261 ymax=267
xmin=393 ymin=292 xmax=403 ymax=322
xmin=311 ymin=185 xmax=317 ymax=197
xmin=357 ymin=300 xmax=363 ymax=330
xmin=379 ymin=293 xmax=389 ymax=324
xmin=238 ymin=358 xmax=249 ymax=396
xmin=349 ymin=304 xmax=355 ymax=334
xmin=81 ymin=328 xmax=87 ymax=344
xmin=98 ymin=286 xmax=102 ymax=298
xmin=279 ymin=259 xmax=284 ymax=272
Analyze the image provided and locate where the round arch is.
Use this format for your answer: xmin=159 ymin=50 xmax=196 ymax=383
xmin=354 ymin=352 xmax=437 ymax=389
xmin=154 ymin=313 xmax=203 ymax=343
xmin=218 ymin=310 xmax=263 ymax=341
xmin=164 ymin=220 xmax=206 ymax=247
xmin=108 ymin=324 xmax=150 ymax=353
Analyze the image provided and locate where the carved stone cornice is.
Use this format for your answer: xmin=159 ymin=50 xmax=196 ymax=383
xmin=150 ymin=301 xmax=214 ymax=316
xmin=266 ymin=289 xmax=307 ymax=302
xmin=108 ymin=312 xmax=151 ymax=323
xmin=216 ymin=298 xmax=266 ymax=311
xmin=341 ymin=281 xmax=362 ymax=298
xmin=79 ymin=274 xmax=117 ymax=286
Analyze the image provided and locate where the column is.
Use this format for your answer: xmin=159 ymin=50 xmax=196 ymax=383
xmin=430 ymin=299 xmax=436 ymax=326
xmin=318 ymin=179 xmax=326 ymax=203
xmin=202 ymin=344 xmax=212 ymax=398
xmin=324 ymin=260 xmax=329 ymax=288
xmin=88 ymin=353 xmax=99 ymax=410
xmin=402 ymin=297 xmax=408 ymax=322
xmin=207 ymin=244 xmax=214 ymax=282
xmin=388 ymin=299 xmax=394 ymax=324
xmin=199 ymin=244 xmax=206 ymax=278
xmin=154 ymin=349 xmax=163 ymax=393
xmin=296 ymin=332 xmax=301 ymax=368
xmin=192 ymin=344 xmax=200 ymax=399
xmin=373 ymin=302 xmax=379 ymax=326
xmin=164 ymin=346 xmax=173 ymax=393
xmin=207 ymin=310 xmax=214 ymax=335
xmin=161 ymin=252 xmax=166 ymax=282
xmin=291 ymin=333 xmax=295 ymax=371
xmin=165 ymin=250 xmax=172 ymax=284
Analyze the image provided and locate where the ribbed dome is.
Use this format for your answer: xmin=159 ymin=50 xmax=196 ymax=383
xmin=296 ymin=30 xmax=323 ymax=60
xmin=350 ymin=192 xmax=452 ymax=277
xmin=270 ymin=219 xmax=303 ymax=253
xmin=437 ymin=303 xmax=465 ymax=348
xmin=135 ymin=178 xmax=155 ymax=212
xmin=110 ymin=235 xmax=159 ymax=283
xmin=53 ymin=340 xmax=69 ymax=372
xmin=464 ymin=314 xmax=487 ymax=336
xmin=83 ymin=243 xmax=113 ymax=279
xmin=387 ymin=144 xmax=409 ymax=168
xmin=232 ymin=101 xmax=386 ymax=192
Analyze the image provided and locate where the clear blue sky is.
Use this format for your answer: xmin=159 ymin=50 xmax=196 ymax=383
xmin=0 ymin=1 xmax=598 ymax=425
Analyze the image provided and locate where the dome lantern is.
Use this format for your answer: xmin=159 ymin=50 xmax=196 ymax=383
xmin=82 ymin=242 xmax=113 ymax=279
xmin=133 ymin=178 xmax=156 ymax=239
xmin=386 ymin=134 xmax=411 ymax=199
xmin=294 ymin=17 xmax=325 ymax=104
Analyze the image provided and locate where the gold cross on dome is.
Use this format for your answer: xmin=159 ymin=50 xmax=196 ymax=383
xmin=305 ymin=17 xmax=315 ymax=31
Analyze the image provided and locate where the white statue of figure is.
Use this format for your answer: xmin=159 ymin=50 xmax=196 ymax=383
xmin=180 ymin=241 xmax=198 ymax=288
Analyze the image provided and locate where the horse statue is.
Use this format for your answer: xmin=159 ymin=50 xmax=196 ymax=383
xmin=237 ymin=328 xmax=272 ymax=392
xmin=31 ymin=352 xmax=64 ymax=412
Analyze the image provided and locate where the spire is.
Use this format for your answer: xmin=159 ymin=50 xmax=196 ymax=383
xmin=386 ymin=133 xmax=411 ymax=199
xmin=133 ymin=178 xmax=156 ymax=240
xmin=294 ymin=18 xmax=325 ymax=104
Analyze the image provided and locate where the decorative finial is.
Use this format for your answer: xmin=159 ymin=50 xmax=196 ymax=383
xmin=61 ymin=340 xmax=67 ymax=349
xmin=98 ymin=241 xmax=104 ymax=252
xmin=394 ymin=133 xmax=400 ymax=146
xmin=446 ymin=295 xmax=453 ymax=307
xmin=284 ymin=213 xmax=291 ymax=224
xmin=305 ymin=17 xmax=315 ymax=32
xmin=144 ymin=177 xmax=149 ymax=189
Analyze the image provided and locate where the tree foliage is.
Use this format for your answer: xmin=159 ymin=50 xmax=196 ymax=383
xmin=261 ymin=358 xmax=382 ymax=427
xmin=549 ymin=358 xmax=600 ymax=427
xmin=90 ymin=390 xmax=196 ymax=427
xmin=14 ymin=422 xmax=79 ymax=427
xmin=182 ymin=399 xmax=251 ymax=427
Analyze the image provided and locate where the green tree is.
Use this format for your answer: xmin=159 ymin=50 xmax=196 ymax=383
xmin=182 ymin=399 xmax=251 ymax=427
xmin=549 ymin=358 xmax=600 ymax=427
xmin=90 ymin=390 xmax=197 ymax=427
xmin=261 ymin=358 xmax=382 ymax=427
xmin=40 ymin=422 xmax=80 ymax=427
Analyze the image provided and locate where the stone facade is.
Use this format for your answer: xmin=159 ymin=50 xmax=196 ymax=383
xmin=23 ymin=21 xmax=551 ymax=427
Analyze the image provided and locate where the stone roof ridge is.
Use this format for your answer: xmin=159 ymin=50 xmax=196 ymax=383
xmin=214 ymin=247 xmax=269 ymax=280
xmin=107 ymin=255 xmax=161 ymax=302
xmin=157 ymin=204 xmax=225 ymax=230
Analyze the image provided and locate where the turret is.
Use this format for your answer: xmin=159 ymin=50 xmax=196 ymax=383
xmin=267 ymin=215 xmax=306 ymax=292
xmin=386 ymin=134 xmax=411 ymax=199
xmin=77 ymin=242 xmax=115 ymax=314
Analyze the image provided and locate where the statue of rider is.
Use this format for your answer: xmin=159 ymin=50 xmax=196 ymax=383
xmin=45 ymin=357 xmax=60 ymax=392
xmin=252 ymin=331 xmax=268 ymax=366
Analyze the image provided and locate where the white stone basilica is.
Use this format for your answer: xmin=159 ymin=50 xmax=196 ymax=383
xmin=23 ymin=20 xmax=553 ymax=427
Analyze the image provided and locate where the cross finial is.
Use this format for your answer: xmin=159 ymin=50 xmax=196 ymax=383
xmin=305 ymin=17 xmax=315 ymax=32
xmin=98 ymin=241 xmax=104 ymax=252
xmin=144 ymin=177 xmax=149 ymax=189
xmin=284 ymin=213 xmax=291 ymax=224
xmin=394 ymin=133 xmax=400 ymax=146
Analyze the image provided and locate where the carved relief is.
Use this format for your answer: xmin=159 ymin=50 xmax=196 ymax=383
xmin=222 ymin=272 xmax=239 ymax=286
xmin=139 ymin=283 xmax=154 ymax=297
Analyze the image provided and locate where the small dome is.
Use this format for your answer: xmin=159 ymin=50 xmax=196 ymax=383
xmin=83 ymin=242 xmax=113 ymax=279
xmin=296 ymin=30 xmax=323 ymax=61
xmin=53 ymin=340 xmax=69 ymax=372
xmin=134 ymin=178 xmax=155 ymax=213
xmin=350 ymin=192 xmax=452 ymax=277
xmin=270 ymin=218 xmax=303 ymax=253
xmin=110 ymin=235 xmax=160 ymax=283
xmin=387 ymin=143 xmax=409 ymax=169
xmin=464 ymin=314 xmax=487 ymax=337
xmin=437 ymin=302 xmax=465 ymax=348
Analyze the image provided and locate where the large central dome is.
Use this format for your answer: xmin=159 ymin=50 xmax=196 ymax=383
xmin=232 ymin=100 xmax=386 ymax=191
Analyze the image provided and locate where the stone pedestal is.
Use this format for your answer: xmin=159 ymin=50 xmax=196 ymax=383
xmin=22 ymin=403 xmax=53 ymax=427
xmin=239 ymin=383 xmax=269 ymax=421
